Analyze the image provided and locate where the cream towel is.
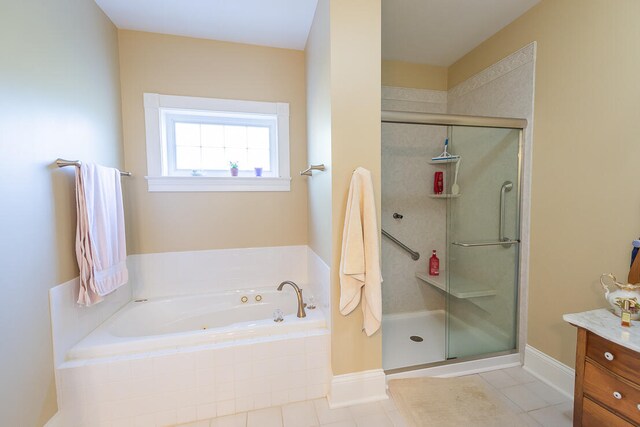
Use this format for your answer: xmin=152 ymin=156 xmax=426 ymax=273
xmin=339 ymin=167 xmax=382 ymax=336
xmin=75 ymin=163 xmax=128 ymax=306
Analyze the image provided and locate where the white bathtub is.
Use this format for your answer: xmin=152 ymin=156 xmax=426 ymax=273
xmin=67 ymin=287 xmax=326 ymax=360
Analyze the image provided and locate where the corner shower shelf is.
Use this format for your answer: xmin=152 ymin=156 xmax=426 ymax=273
xmin=428 ymin=193 xmax=461 ymax=199
xmin=415 ymin=271 xmax=497 ymax=299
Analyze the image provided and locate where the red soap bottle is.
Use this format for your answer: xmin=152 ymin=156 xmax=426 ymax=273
xmin=434 ymin=172 xmax=444 ymax=194
xmin=429 ymin=250 xmax=440 ymax=276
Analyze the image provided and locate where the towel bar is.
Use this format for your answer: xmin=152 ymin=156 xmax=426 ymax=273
xmin=56 ymin=158 xmax=132 ymax=177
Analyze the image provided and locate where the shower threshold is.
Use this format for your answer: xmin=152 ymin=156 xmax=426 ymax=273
xmin=385 ymin=350 xmax=520 ymax=380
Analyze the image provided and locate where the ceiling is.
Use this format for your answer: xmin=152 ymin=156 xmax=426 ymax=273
xmin=95 ymin=0 xmax=539 ymax=66
xmin=94 ymin=0 xmax=319 ymax=50
xmin=382 ymin=0 xmax=540 ymax=66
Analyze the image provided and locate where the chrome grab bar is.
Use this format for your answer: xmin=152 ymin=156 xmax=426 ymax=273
xmin=382 ymin=229 xmax=420 ymax=260
xmin=451 ymin=181 xmax=518 ymax=249
xmin=452 ymin=240 xmax=520 ymax=247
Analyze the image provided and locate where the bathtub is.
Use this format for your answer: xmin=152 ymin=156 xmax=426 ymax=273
xmin=57 ymin=286 xmax=330 ymax=425
xmin=67 ymin=287 xmax=326 ymax=360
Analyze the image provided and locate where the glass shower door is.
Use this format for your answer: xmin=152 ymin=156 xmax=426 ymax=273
xmin=445 ymin=126 xmax=521 ymax=360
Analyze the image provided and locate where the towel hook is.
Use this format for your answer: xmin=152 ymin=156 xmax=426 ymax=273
xmin=300 ymin=164 xmax=325 ymax=176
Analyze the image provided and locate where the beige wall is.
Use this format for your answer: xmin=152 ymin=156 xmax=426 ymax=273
xmin=118 ymin=31 xmax=308 ymax=254
xmin=449 ymin=0 xmax=640 ymax=367
xmin=329 ymin=0 xmax=383 ymax=375
xmin=382 ymin=60 xmax=448 ymax=90
xmin=0 ymin=0 xmax=123 ymax=425
xmin=306 ymin=0 xmax=333 ymax=265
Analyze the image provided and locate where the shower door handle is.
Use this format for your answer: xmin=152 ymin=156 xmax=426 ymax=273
xmin=499 ymin=181 xmax=514 ymax=246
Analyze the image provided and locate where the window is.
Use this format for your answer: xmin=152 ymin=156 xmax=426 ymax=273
xmin=143 ymin=93 xmax=291 ymax=192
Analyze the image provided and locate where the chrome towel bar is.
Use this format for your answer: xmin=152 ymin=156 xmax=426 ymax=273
xmin=56 ymin=158 xmax=132 ymax=177
xmin=300 ymin=164 xmax=325 ymax=176
xmin=382 ymin=229 xmax=420 ymax=260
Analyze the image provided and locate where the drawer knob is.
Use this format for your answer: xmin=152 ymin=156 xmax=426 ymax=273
xmin=613 ymin=391 xmax=622 ymax=400
xmin=604 ymin=351 xmax=614 ymax=361
xmin=637 ymin=404 xmax=640 ymax=411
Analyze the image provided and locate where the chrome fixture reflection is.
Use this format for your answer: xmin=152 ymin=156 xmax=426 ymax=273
xmin=276 ymin=281 xmax=306 ymax=318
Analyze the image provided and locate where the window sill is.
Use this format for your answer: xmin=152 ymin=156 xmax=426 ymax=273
xmin=146 ymin=176 xmax=291 ymax=192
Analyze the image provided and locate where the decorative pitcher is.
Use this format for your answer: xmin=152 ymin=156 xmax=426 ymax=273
xmin=600 ymin=273 xmax=640 ymax=320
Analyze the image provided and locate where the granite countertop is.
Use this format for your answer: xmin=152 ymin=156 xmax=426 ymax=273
xmin=563 ymin=308 xmax=640 ymax=352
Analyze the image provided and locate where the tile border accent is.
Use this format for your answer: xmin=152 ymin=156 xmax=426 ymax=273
xmin=523 ymin=344 xmax=575 ymax=400
xmin=382 ymin=86 xmax=447 ymax=104
xmin=448 ymin=42 xmax=536 ymax=99
xmin=327 ymin=369 xmax=388 ymax=408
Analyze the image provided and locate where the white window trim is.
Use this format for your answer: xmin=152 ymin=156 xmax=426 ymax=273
xmin=143 ymin=93 xmax=291 ymax=192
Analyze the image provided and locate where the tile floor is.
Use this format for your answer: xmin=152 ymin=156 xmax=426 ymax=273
xmin=177 ymin=367 xmax=573 ymax=427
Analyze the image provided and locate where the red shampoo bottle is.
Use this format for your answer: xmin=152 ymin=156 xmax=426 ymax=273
xmin=434 ymin=172 xmax=444 ymax=194
xmin=429 ymin=250 xmax=440 ymax=276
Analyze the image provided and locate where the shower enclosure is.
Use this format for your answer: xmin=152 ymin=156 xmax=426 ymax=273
xmin=381 ymin=111 xmax=525 ymax=372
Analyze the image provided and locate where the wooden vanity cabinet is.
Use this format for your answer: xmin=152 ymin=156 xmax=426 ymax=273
xmin=572 ymin=327 xmax=640 ymax=426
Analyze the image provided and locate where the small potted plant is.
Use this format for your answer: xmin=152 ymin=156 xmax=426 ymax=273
xmin=229 ymin=161 xmax=239 ymax=176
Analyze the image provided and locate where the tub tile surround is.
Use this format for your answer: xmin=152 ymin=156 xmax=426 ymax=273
xmin=127 ymin=246 xmax=310 ymax=299
xmin=49 ymin=277 xmax=132 ymax=367
xmin=307 ymin=249 xmax=331 ymax=329
xmin=56 ymin=331 xmax=330 ymax=426
xmin=50 ymin=245 xmax=331 ymax=426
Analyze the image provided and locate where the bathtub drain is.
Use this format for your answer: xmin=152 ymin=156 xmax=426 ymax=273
xmin=134 ymin=299 xmax=148 ymax=303
xmin=410 ymin=335 xmax=424 ymax=342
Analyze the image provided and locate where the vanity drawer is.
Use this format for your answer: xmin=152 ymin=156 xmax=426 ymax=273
xmin=587 ymin=331 xmax=640 ymax=382
xmin=583 ymin=361 xmax=640 ymax=424
xmin=582 ymin=397 xmax=635 ymax=427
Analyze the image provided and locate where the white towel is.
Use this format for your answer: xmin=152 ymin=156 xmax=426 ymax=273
xmin=339 ymin=167 xmax=382 ymax=336
xmin=75 ymin=163 xmax=128 ymax=306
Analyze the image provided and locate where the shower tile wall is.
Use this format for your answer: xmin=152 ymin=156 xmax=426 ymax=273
xmin=381 ymin=88 xmax=447 ymax=315
xmin=447 ymin=42 xmax=536 ymax=354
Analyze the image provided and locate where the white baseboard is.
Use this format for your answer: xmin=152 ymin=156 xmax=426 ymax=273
xmin=523 ymin=344 xmax=575 ymax=400
xmin=328 ymin=369 xmax=388 ymax=408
